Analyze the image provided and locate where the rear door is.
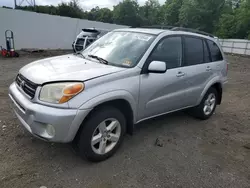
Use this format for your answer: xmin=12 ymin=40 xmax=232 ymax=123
xmin=180 ymin=36 xmax=214 ymax=106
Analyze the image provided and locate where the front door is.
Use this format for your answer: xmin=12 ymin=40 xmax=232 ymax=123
xmin=138 ymin=36 xmax=190 ymax=120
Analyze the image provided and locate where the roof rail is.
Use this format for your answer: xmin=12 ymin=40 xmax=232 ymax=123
xmin=137 ymin=25 xmax=216 ymax=38
xmin=171 ymin=27 xmax=215 ymax=38
xmin=140 ymin=25 xmax=175 ymax=30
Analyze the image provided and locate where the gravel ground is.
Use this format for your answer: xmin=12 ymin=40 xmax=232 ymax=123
xmin=0 ymin=52 xmax=249 ymax=188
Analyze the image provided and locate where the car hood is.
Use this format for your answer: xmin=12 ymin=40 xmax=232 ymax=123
xmin=19 ymin=54 xmax=125 ymax=84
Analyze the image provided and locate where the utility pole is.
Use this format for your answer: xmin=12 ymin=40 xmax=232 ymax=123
xmin=34 ymin=0 xmax=36 ymax=11
xmin=14 ymin=0 xmax=17 ymax=9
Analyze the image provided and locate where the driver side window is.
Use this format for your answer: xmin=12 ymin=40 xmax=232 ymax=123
xmin=148 ymin=36 xmax=182 ymax=69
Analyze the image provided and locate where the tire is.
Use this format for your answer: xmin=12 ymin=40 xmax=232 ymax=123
xmin=190 ymin=87 xmax=218 ymax=120
xmin=77 ymin=106 xmax=126 ymax=162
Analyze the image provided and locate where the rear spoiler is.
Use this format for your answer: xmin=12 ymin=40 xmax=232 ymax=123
xmin=82 ymin=28 xmax=100 ymax=33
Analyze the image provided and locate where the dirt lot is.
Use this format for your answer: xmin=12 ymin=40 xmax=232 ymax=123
xmin=0 ymin=52 xmax=249 ymax=188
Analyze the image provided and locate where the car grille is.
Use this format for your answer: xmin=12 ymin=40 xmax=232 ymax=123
xmin=16 ymin=74 xmax=38 ymax=99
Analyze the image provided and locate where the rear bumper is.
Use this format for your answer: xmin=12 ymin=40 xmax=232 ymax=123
xmin=9 ymin=82 xmax=91 ymax=143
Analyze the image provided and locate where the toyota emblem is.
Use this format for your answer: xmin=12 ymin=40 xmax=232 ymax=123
xmin=21 ymin=80 xmax=25 ymax=88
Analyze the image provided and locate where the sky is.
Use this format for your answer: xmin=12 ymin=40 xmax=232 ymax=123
xmin=0 ymin=0 xmax=165 ymax=10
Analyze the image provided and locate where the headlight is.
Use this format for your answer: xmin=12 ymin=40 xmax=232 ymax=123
xmin=39 ymin=82 xmax=84 ymax=104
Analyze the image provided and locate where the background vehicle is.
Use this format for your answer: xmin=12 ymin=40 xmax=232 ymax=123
xmin=72 ymin=28 xmax=109 ymax=52
xmin=9 ymin=27 xmax=228 ymax=162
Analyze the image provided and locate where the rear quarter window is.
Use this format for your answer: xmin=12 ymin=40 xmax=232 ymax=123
xmin=207 ymin=40 xmax=223 ymax=62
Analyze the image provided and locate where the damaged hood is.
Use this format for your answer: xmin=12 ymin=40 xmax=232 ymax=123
xmin=19 ymin=54 xmax=125 ymax=84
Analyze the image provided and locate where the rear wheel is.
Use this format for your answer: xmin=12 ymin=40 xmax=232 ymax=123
xmin=190 ymin=87 xmax=218 ymax=120
xmin=77 ymin=106 xmax=126 ymax=162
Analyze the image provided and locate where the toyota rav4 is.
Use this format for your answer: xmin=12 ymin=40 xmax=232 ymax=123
xmin=9 ymin=27 xmax=228 ymax=162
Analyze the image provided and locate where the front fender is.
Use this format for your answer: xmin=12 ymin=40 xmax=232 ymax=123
xmin=79 ymin=90 xmax=137 ymax=123
xmin=197 ymin=77 xmax=223 ymax=105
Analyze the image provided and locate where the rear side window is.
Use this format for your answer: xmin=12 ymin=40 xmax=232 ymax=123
xmin=184 ymin=37 xmax=204 ymax=66
xmin=207 ymin=40 xmax=223 ymax=62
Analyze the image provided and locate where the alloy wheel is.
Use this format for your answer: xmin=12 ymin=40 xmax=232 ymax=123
xmin=203 ymin=93 xmax=216 ymax=116
xmin=91 ymin=118 xmax=121 ymax=155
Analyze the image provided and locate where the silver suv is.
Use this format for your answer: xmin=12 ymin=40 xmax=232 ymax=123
xmin=9 ymin=27 xmax=228 ymax=162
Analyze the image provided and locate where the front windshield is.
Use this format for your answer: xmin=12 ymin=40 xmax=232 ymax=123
xmin=82 ymin=31 xmax=156 ymax=67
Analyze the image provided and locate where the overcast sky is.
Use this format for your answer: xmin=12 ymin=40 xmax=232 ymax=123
xmin=0 ymin=0 xmax=165 ymax=10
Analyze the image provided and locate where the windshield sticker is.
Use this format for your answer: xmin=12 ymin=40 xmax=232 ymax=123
xmin=136 ymin=35 xmax=152 ymax=41
xmin=122 ymin=60 xmax=132 ymax=67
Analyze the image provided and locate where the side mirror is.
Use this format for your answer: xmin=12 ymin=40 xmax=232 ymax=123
xmin=148 ymin=61 xmax=167 ymax=73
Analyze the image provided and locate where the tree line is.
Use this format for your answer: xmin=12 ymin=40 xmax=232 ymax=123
xmin=3 ymin=0 xmax=250 ymax=39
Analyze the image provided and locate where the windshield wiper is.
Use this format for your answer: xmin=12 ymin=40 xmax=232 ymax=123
xmin=74 ymin=52 xmax=85 ymax=58
xmin=88 ymin=54 xmax=109 ymax=65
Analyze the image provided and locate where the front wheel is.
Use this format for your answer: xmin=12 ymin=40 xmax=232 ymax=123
xmin=190 ymin=87 xmax=218 ymax=120
xmin=77 ymin=106 xmax=126 ymax=162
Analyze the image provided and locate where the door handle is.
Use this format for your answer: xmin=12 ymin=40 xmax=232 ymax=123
xmin=206 ymin=66 xmax=212 ymax=71
xmin=176 ymin=72 xmax=185 ymax=77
